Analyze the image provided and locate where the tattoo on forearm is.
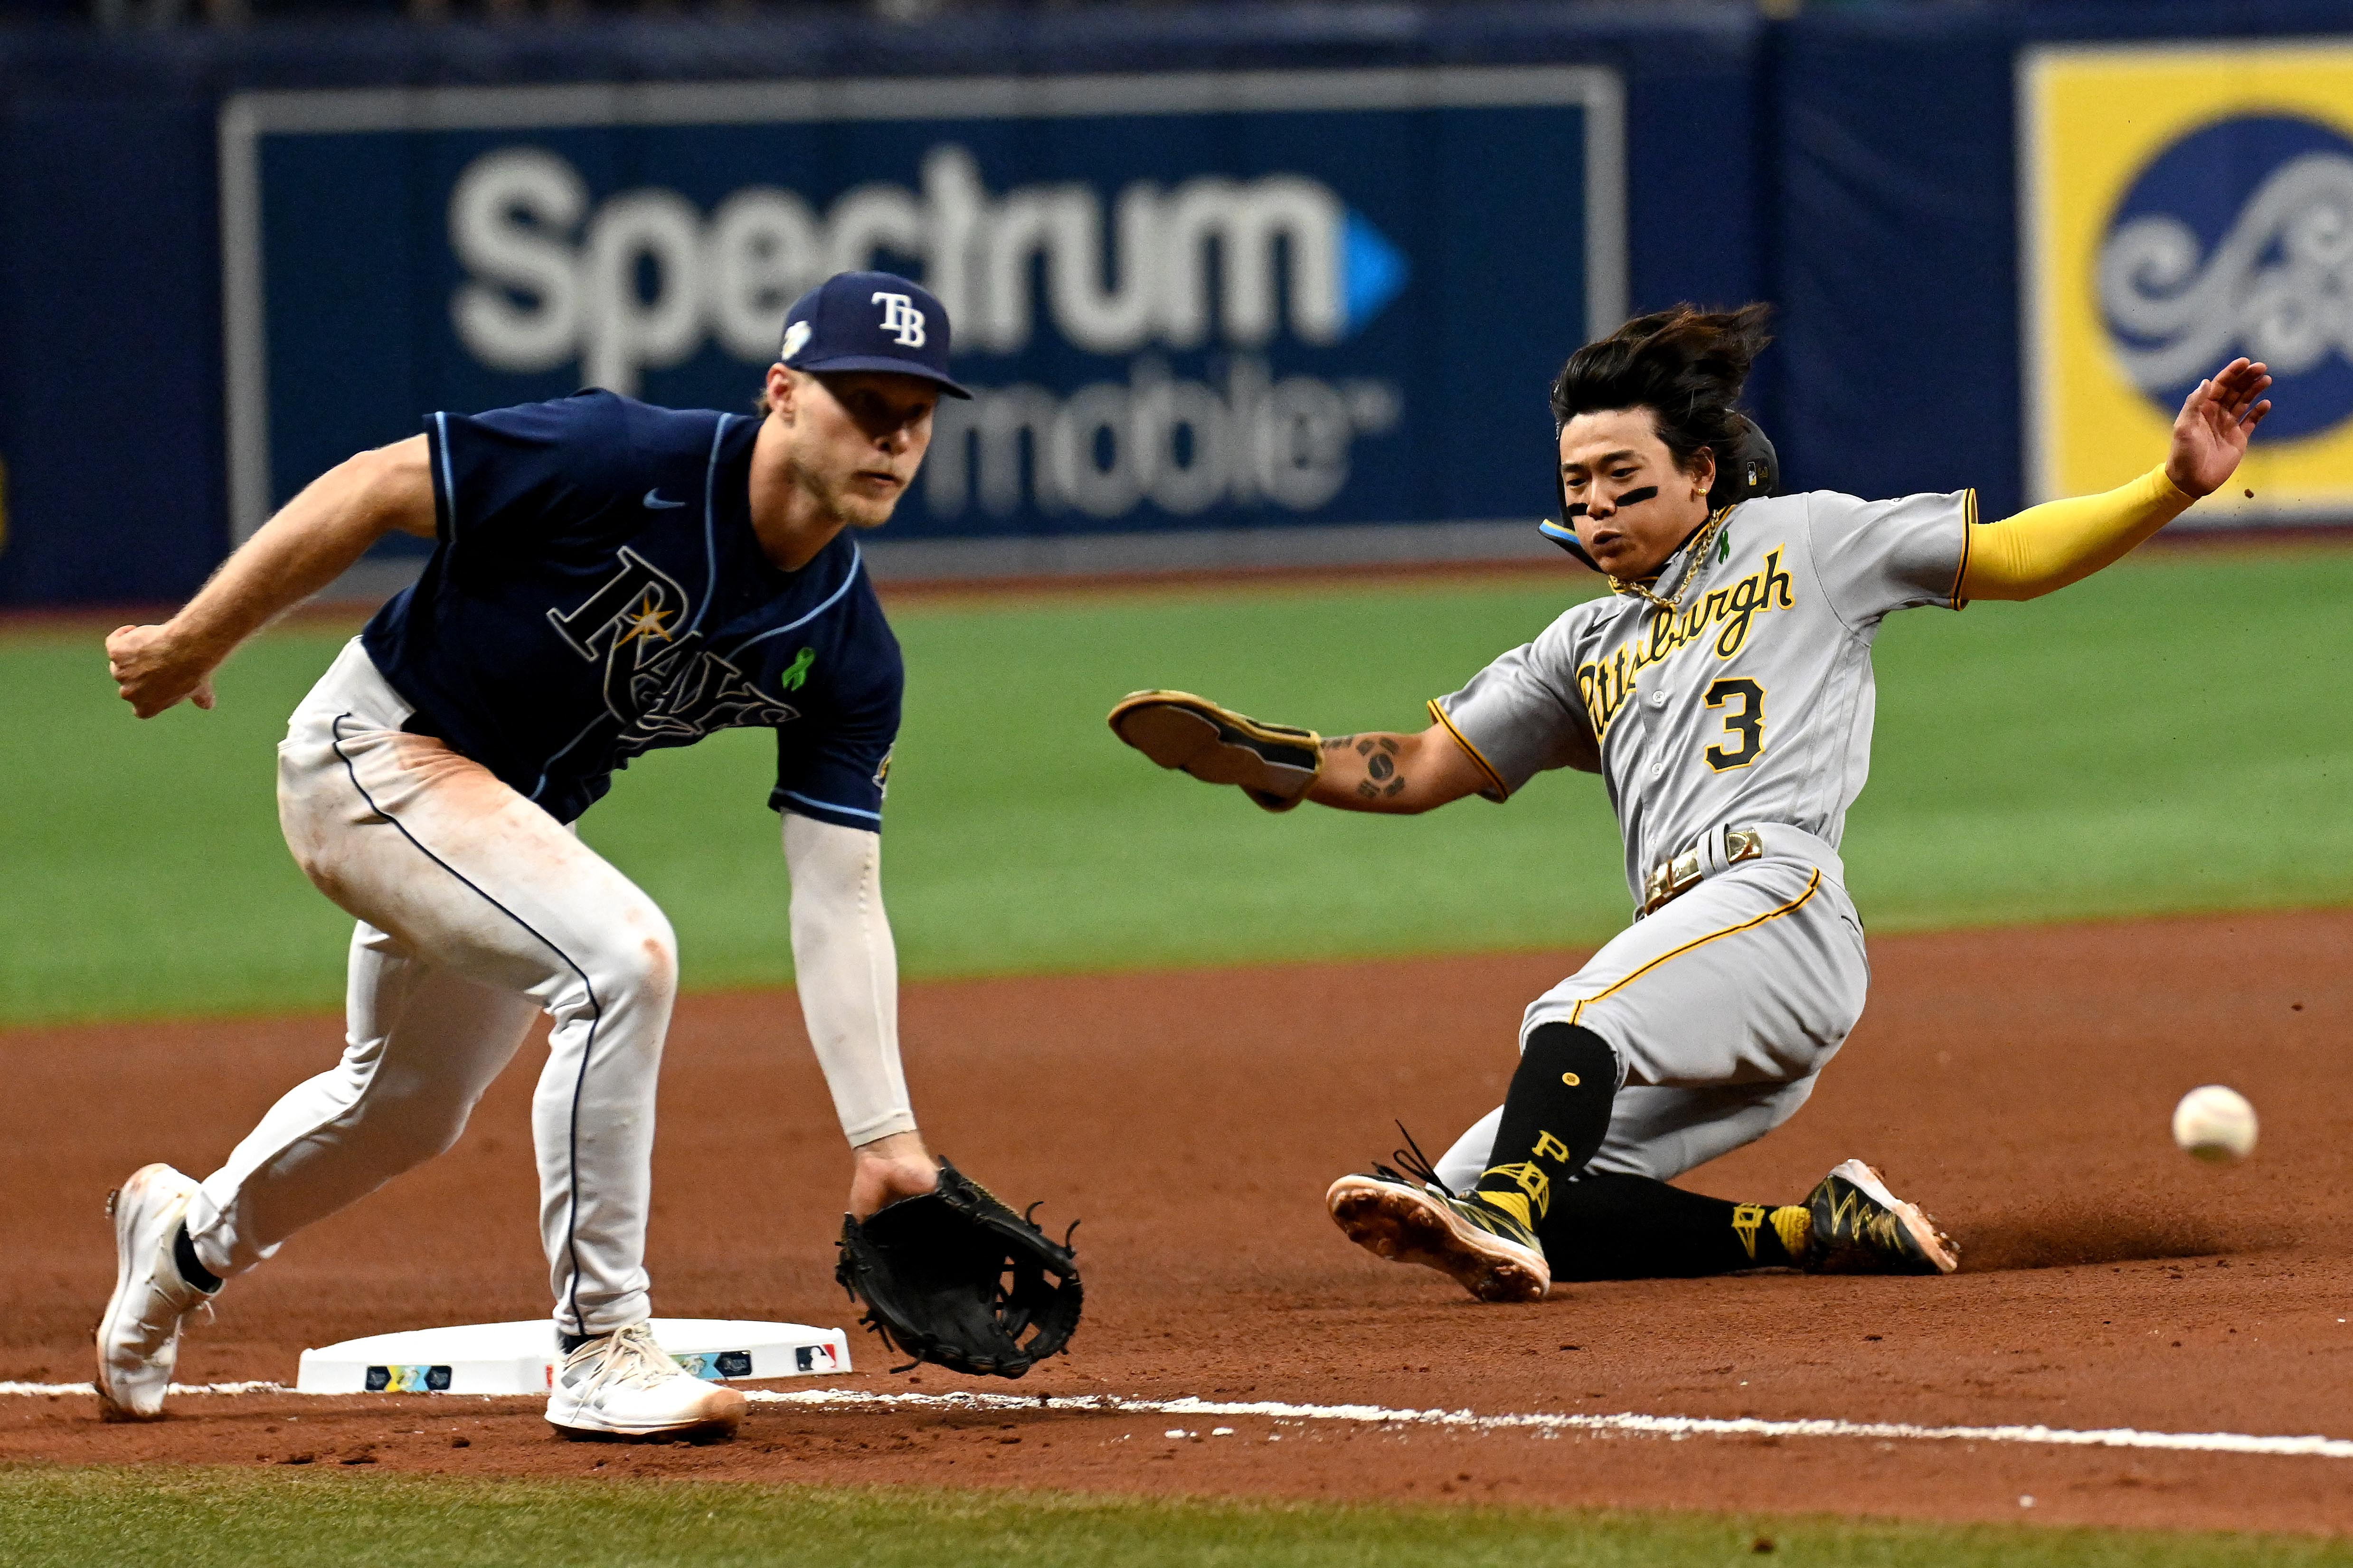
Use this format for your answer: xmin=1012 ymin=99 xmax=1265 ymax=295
xmin=1326 ymin=733 xmax=1410 ymax=802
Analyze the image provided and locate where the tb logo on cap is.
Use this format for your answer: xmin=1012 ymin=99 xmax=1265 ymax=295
xmin=873 ymin=292 xmax=927 ymax=348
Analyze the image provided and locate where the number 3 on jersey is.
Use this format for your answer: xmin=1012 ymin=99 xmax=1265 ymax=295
xmin=1703 ymin=678 xmax=1766 ymax=771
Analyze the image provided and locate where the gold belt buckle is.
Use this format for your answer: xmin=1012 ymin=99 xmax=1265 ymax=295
xmin=1640 ymin=848 xmax=1702 ymax=916
xmin=1642 ymin=827 xmax=1765 ymax=916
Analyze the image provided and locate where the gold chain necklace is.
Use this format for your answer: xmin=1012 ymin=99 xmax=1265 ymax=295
xmin=1606 ymin=507 xmax=1733 ymax=616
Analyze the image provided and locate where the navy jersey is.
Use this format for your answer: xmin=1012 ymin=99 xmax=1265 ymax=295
xmin=360 ymin=391 xmax=901 ymax=831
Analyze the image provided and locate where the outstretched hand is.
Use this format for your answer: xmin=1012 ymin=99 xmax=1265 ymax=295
xmin=2166 ymin=358 xmax=2272 ymax=499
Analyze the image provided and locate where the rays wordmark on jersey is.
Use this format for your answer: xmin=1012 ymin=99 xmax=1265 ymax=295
xmin=547 ymin=548 xmax=801 ymax=752
xmin=1576 ymin=547 xmax=1796 ymax=743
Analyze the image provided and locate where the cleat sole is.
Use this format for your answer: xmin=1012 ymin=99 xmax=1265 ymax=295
xmin=1825 ymin=1160 xmax=1960 ymax=1275
xmin=1328 ymin=1177 xmax=1548 ymax=1304
xmin=548 ymin=1390 xmax=746 ymax=1444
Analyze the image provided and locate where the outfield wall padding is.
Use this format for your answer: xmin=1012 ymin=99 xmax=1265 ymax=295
xmin=0 ymin=1 xmax=2343 ymax=606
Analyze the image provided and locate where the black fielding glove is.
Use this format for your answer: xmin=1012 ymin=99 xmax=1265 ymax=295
xmin=1107 ymin=689 xmax=1322 ymax=812
xmin=835 ymin=1161 xmax=1082 ymax=1379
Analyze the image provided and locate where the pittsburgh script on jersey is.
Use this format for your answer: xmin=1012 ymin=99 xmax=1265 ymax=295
xmin=547 ymin=548 xmax=801 ymax=752
xmin=1577 ymin=547 xmax=1796 ymax=742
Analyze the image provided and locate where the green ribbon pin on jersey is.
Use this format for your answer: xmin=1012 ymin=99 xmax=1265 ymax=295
xmin=781 ymin=646 xmax=815 ymax=691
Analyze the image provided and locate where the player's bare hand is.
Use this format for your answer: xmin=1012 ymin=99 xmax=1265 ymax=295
xmin=106 ymin=623 xmax=219 ymax=718
xmin=2166 ymin=357 xmax=2272 ymax=498
xmin=849 ymin=1131 xmax=941 ymax=1221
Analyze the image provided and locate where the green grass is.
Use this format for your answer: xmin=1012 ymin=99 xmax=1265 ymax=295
xmin=3 ymin=546 xmax=2347 ymax=1026
xmin=0 ymin=1469 xmax=2339 ymax=1567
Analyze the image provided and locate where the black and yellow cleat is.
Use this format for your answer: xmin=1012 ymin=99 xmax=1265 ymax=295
xmin=1326 ymin=1166 xmax=1551 ymax=1303
xmin=1800 ymin=1159 xmax=1960 ymax=1275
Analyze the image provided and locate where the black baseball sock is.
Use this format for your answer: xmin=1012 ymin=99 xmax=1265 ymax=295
xmin=1469 ymin=1023 xmax=1619 ymax=1232
xmin=1535 ymin=1172 xmax=1811 ymax=1281
xmin=172 ymin=1222 xmax=223 ymax=1294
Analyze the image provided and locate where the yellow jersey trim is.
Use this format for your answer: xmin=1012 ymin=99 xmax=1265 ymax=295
xmin=1569 ymin=869 xmax=1824 ymax=1026
xmin=1949 ymin=488 xmax=1977 ymax=611
xmin=1427 ymin=698 xmax=1512 ymax=801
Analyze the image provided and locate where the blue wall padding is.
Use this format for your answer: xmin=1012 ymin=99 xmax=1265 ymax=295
xmin=0 ymin=0 xmax=2345 ymax=605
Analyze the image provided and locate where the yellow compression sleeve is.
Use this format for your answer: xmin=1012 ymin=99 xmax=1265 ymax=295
xmin=1959 ymin=466 xmax=2196 ymax=603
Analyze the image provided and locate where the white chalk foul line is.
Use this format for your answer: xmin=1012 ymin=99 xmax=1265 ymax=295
xmin=7 ymin=1381 xmax=2350 ymax=1461
xmin=749 ymin=1389 xmax=2353 ymax=1462
xmin=0 ymin=1381 xmax=288 ymax=1398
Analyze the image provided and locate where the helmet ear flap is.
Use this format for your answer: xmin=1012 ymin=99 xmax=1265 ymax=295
xmin=1708 ymin=414 xmax=1779 ymax=512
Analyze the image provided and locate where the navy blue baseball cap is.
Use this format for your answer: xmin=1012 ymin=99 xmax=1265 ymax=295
xmin=777 ymin=271 xmax=970 ymax=398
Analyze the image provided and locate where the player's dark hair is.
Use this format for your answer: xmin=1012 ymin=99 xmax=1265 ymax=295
xmin=1549 ymin=303 xmax=1773 ymax=478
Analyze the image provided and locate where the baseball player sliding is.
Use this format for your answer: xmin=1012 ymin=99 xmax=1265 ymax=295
xmin=1114 ymin=304 xmax=2270 ymax=1301
xmin=99 ymin=271 xmax=1079 ymax=1437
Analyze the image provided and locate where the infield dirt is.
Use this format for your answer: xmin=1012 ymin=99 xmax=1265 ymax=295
xmin=5 ymin=911 xmax=2351 ymax=1533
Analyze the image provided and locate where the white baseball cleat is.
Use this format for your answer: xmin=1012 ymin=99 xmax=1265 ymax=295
xmin=545 ymin=1322 xmax=748 ymax=1441
xmin=95 ymin=1163 xmax=219 ymax=1422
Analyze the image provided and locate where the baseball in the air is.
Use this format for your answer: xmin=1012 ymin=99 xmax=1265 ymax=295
xmin=2172 ymin=1085 xmax=2258 ymax=1163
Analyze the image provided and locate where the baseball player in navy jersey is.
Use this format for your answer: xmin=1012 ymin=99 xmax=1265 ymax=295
xmin=1113 ymin=304 xmax=2271 ymax=1302
xmin=99 ymin=272 xmax=973 ymax=1436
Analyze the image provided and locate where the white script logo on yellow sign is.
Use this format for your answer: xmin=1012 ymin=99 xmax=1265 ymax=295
xmin=2022 ymin=44 xmax=2353 ymax=519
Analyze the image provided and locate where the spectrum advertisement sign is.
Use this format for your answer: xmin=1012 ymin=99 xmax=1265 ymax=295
xmin=2021 ymin=43 xmax=2353 ymax=521
xmin=222 ymin=70 xmax=1624 ymax=548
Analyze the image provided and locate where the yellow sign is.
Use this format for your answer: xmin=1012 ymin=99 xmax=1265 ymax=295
xmin=2021 ymin=43 xmax=2353 ymax=518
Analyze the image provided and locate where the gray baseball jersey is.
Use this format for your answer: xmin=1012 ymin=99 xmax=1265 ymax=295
xmin=1424 ymin=488 xmax=1974 ymax=1188
xmin=1432 ymin=488 xmax=1975 ymax=907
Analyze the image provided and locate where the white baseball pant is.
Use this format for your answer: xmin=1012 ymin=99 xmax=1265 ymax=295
xmin=182 ymin=639 xmax=679 ymax=1333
